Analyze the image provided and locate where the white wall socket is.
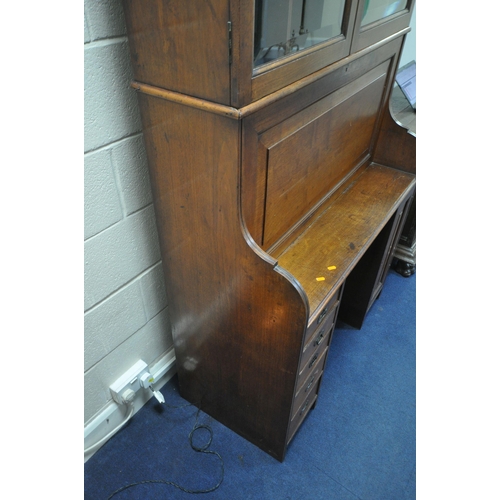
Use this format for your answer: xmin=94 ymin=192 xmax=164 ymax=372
xmin=109 ymin=359 xmax=151 ymax=404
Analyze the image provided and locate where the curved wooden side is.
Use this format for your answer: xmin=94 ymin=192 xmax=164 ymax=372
xmin=136 ymin=92 xmax=308 ymax=461
xmin=372 ymin=98 xmax=416 ymax=174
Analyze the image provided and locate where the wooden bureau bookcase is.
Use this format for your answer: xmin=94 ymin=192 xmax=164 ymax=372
xmin=122 ymin=0 xmax=416 ymax=461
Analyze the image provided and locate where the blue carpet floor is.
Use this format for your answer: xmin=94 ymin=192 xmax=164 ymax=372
xmin=85 ymin=268 xmax=416 ymax=500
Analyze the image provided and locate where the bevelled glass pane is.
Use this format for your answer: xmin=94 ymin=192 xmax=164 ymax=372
xmin=361 ymin=0 xmax=407 ymax=27
xmin=254 ymin=0 xmax=347 ymax=68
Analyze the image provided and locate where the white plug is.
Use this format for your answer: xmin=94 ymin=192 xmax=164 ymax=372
xmin=139 ymin=372 xmax=155 ymax=390
xmin=109 ymin=360 xmax=150 ymax=404
xmin=109 ymin=360 xmax=166 ymax=407
xmin=122 ymin=388 xmax=136 ymax=404
xmin=140 ymin=372 xmax=166 ymax=404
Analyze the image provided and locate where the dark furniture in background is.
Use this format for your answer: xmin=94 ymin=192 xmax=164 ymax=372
xmin=390 ymin=82 xmax=416 ymax=276
xmin=122 ymin=0 xmax=416 ymax=461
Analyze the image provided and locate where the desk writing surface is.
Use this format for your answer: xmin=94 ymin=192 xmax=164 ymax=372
xmin=277 ymin=163 xmax=415 ymax=314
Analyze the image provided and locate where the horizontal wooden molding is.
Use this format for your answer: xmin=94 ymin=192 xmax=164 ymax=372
xmin=240 ymin=28 xmax=410 ymax=118
xmin=131 ymin=82 xmax=242 ymax=119
xmin=131 ymin=28 xmax=410 ymax=121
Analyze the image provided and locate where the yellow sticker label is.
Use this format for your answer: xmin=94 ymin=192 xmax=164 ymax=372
xmin=327 ymin=266 xmax=337 ymax=270
xmin=316 ymin=277 xmax=326 ymax=281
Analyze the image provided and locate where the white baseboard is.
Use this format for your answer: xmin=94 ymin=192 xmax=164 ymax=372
xmin=84 ymin=348 xmax=177 ymax=462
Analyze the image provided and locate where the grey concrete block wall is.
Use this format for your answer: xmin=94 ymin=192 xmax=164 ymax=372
xmin=84 ymin=147 xmax=122 ymax=239
xmin=84 ymin=40 xmax=142 ymax=152
xmin=84 ymin=0 xmax=173 ymax=424
xmin=84 ymin=0 xmax=127 ymax=41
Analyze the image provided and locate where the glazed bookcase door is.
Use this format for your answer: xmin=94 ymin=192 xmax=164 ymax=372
xmin=231 ymin=0 xmax=358 ymax=106
xmin=253 ymin=0 xmax=349 ymax=68
xmin=350 ymin=0 xmax=415 ymax=52
xmin=361 ymin=0 xmax=408 ymax=26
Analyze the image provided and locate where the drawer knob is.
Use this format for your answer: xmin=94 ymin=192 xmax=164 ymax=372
xmin=308 ymin=353 xmax=319 ymax=369
xmin=306 ymin=375 xmax=315 ymax=392
xmin=300 ymin=398 xmax=310 ymax=416
xmin=317 ymin=307 xmax=329 ymax=325
xmin=314 ymin=329 xmax=326 ymax=346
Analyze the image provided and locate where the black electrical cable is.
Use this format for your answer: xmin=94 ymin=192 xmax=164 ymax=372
xmin=106 ymin=404 xmax=224 ymax=499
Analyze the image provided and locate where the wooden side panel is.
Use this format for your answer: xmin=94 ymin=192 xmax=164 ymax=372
xmin=373 ymin=103 xmax=416 ymax=173
xmin=261 ymin=62 xmax=390 ymax=249
xmin=136 ymin=94 xmax=308 ymax=461
xmin=122 ymin=0 xmax=231 ymax=104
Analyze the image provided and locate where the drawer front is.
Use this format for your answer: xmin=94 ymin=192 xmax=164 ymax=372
xmin=287 ymin=392 xmax=319 ymax=445
xmin=304 ymin=286 xmax=342 ymax=346
xmin=296 ymin=334 xmax=329 ymax=396
xmin=301 ymin=319 xmax=334 ymax=373
xmin=287 ymin=347 xmax=327 ymax=445
xmin=291 ymin=374 xmax=322 ymax=423
xmin=291 ymin=362 xmax=324 ymax=421
xmin=287 ymin=283 xmax=343 ymax=447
